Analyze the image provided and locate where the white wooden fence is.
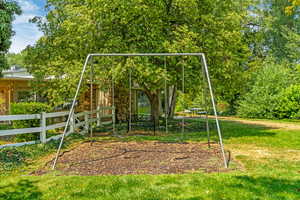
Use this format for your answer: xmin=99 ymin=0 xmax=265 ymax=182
xmin=0 ymin=106 xmax=115 ymax=149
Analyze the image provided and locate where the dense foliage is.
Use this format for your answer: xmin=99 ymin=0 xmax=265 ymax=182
xmin=13 ymin=0 xmax=298 ymax=119
xmin=235 ymin=0 xmax=300 ymax=119
xmin=0 ymin=0 xmax=21 ymax=74
xmin=249 ymin=0 xmax=300 ymax=63
xmin=6 ymin=51 xmax=27 ymax=67
xmin=25 ymin=0 xmax=252 ymax=124
xmin=276 ymin=84 xmax=300 ymax=119
xmin=11 ymin=102 xmax=52 ymax=142
xmin=286 ymin=0 xmax=300 ymax=14
xmin=237 ymin=60 xmax=299 ymax=119
xmin=175 ymin=91 xmax=204 ymax=112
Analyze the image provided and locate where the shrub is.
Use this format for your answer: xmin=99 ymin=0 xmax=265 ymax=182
xmin=217 ymin=101 xmax=232 ymax=116
xmin=175 ymin=92 xmax=193 ymax=112
xmin=175 ymin=91 xmax=205 ymax=113
xmin=275 ymin=84 xmax=300 ymax=119
xmin=10 ymin=102 xmax=52 ymax=142
xmin=237 ymin=61 xmax=297 ymax=119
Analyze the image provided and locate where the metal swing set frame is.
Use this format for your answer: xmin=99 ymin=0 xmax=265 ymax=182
xmin=52 ymin=53 xmax=228 ymax=169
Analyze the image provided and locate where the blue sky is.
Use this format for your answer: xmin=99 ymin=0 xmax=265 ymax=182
xmin=9 ymin=0 xmax=47 ymax=53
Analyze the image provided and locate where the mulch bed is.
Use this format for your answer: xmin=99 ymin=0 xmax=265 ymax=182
xmin=37 ymin=141 xmax=228 ymax=175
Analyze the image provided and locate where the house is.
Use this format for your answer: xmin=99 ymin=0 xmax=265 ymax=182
xmin=0 ymin=66 xmax=146 ymax=124
xmin=0 ymin=66 xmax=121 ymax=115
xmin=0 ymin=66 xmax=33 ymax=115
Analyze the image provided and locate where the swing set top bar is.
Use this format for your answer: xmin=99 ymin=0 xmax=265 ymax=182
xmin=88 ymin=53 xmax=204 ymax=57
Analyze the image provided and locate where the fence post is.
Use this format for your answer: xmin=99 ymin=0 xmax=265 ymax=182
xmin=40 ymin=112 xmax=46 ymax=143
xmin=84 ymin=111 xmax=89 ymax=133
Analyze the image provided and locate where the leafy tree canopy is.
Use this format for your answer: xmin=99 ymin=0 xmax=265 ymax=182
xmin=6 ymin=51 xmax=27 ymax=67
xmin=286 ymin=0 xmax=300 ymax=14
xmin=249 ymin=0 xmax=300 ymax=63
xmin=0 ymin=0 xmax=21 ymax=74
xmin=237 ymin=58 xmax=299 ymax=119
xmin=26 ymin=0 xmax=251 ymax=109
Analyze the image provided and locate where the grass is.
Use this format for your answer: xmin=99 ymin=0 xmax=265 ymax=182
xmin=0 ymin=124 xmax=11 ymax=145
xmin=0 ymin=134 xmax=85 ymax=173
xmin=0 ymin=124 xmax=10 ymax=130
xmin=0 ymin=119 xmax=300 ymax=200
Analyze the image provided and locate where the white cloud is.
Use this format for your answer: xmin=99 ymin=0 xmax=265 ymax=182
xmin=16 ymin=0 xmax=39 ymax=12
xmin=10 ymin=25 xmax=43 ymax=53
xmin=13 ymin=14 xmax=36 ymax=24
xmin=9 ymin=1 xmax=44 ymax=53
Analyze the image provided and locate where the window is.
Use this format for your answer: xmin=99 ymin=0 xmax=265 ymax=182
xmin=16 ymin=90 xmax=35 ymax=102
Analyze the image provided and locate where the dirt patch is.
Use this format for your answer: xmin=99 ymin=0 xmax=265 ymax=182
xmin=216 ymin=116 xmax=300 ymax=130
xmin=36 ymin=141 xmax=228 ymax=175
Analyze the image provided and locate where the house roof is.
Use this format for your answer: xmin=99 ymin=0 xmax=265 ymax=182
xmin=2 ymin=66 xmax=34 ymax=80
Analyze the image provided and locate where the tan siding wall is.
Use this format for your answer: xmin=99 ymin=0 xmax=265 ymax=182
xmin=0 ymin=80 xmax=135 ymax=119
xmin=76 ymin=85 xmax=112 ymax=113
xmin=0 ymin=79 xmax=31 ymax=115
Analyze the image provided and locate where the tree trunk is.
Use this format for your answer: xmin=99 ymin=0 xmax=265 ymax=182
xmin=144 ymin=91 xmax=160 ymax=131
xmin=168 ymin=85 xmax=177 ymax=118
xmin=149 ymin=94 xmax=160 ymax=130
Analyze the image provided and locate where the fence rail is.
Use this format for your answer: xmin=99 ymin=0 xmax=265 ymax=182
xmin=0 ymin=106 xmax=115 ymax=149
xmin=0 ymin=114 xmax=41 ymax=121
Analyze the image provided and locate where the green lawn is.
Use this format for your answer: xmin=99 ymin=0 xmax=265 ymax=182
xmin=0 ymin=119 xmax=299 ymax=200
xmin=0 ymin=124 xmax=10 ymax=145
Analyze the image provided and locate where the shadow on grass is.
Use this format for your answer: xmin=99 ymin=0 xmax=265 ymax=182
xmin=0 ymin=180 xmax=42 ymax=200
xmin=187 ymin=174 xmax=300 ymax=199
xmin=151 ymin=175 xmax=300 ymax=200
xmin=70 ymin=176 xmax=190 ymax=200
xmin=226 ymin=175 xmax=300 ymax=199
xmin=107 ymin=119 xmax=278 ymax=143
xmin=91 ymin=117 xmax=282 ymax=146
xmin=219 ymin=120 xmax=277 ymax=139
xmin=67 ymin=174 xmax=299 ymax=200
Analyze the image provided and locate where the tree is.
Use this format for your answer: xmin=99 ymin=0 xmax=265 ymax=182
xmin=286 ymin=0 xmax=300 ymax=14
xmin=0 ymin=0 xmax=21 ymax=74
xmin=237 ymin=59 xmax=298 ymax=119
xmin=6 ymin=51 xmax=27 ymax=67
xmin=249 ymin=0 xmax=300 ymax=63
xmin=26 ymin=0 xmax=251 ymax=125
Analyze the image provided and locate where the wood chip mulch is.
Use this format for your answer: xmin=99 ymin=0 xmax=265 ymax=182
xmin=36 ymin=141 xmax=229 ymax=175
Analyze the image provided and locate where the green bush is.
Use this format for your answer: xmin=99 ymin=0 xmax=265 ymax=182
xmin=217 ymin=101 xmax=232 ymax=116
xmin=275 ymin=84 xmax=300 ymax=119
xmin=237 ymin=61 xmax=297 ymax=119
xmin=10 ymin=102 xmax=52 ymax=142
xmin=175 ymin=92 xmax=193 ymax=112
